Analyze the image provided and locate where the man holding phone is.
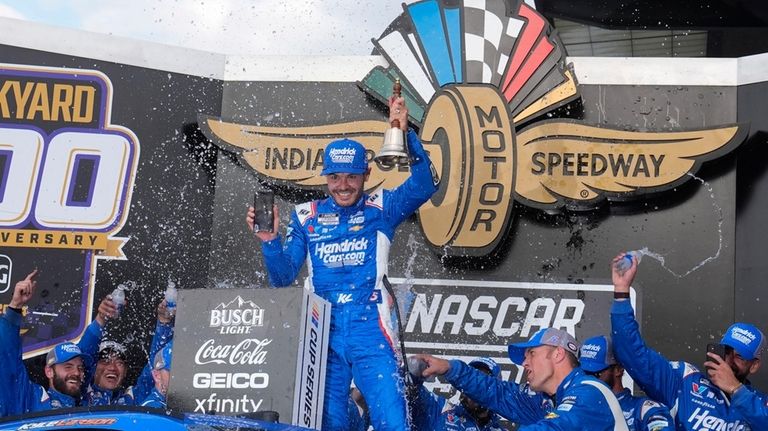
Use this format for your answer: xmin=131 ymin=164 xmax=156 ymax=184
xmin=610 ymin=253 xmax=768 ymax=430
xmin=246 ymin=95 xmax=438 ymax=431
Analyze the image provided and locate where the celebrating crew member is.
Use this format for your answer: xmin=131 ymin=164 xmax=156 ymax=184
xmin=246 ymin=95 xmax=438 ymax=430
xmin=410 ymin=357 xmax=504 ymax=431
xmin=580 ymin=335 xmax=673 ymax=431
xmin=611 ymin=253 xmax=768 ymax=430
xmin=0 ymin=270 xmax=105 ymax=413
xmin=140 ymin=341 xmax=173 ymax=409
xmin=413 ymin=328 xmax=629 ymax=430
xmin=84 ymin=299 xmax=175 ymax=406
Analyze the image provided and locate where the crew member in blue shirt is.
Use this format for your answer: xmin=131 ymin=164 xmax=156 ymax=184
xmin=580 ymin=335 xmax=673 ymax=431
xmin=410 ymin=356 xmax=505 ymax=431
xmin=414 ymin=328 xmax=630 ymax=430
xmin=611 ymin=252 xmax=768 ymax=430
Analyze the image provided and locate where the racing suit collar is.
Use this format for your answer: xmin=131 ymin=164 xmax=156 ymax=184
xmin=616 ymin=387 xmax=631 ymax=401
xmin=48 ymin=387 xmax=79 ymax=407
xmin=554 ymin=367 xmax=584 ymax=403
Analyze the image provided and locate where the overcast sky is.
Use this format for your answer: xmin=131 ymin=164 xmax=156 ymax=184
xmin=0 ymin=0 xmax=413 ymax=56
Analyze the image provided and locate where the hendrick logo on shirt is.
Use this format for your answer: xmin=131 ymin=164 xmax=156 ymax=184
xmin=314 ymin=238 xmax=368 ymax=267
xmin=687 ymin=407 xmax=746 ymax=430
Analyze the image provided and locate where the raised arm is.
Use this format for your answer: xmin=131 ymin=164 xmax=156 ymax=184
xmin=418 ymin=354 xmax=548 ymax=425
xmin=610 ymin=253 xmax=683 ymax=408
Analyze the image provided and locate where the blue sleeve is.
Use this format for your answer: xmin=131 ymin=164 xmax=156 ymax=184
xmin=731 ymin=385 xmax=768 ymax=428
xmin=134 ymin=363 xmax=155 ymax=405
xmin=139 ymin=388 xmax=166 ymax=409
xmin=383 ymin=130 xmax=438 ymax=226
xmin=411 ymin=385 xmax=447 ymax=430
xmin=637 ymin=398 xmax=675 ymax=431
xmin=261 ymin=210 xmax=308 ymax=287
xmin=611 ymin=299 xmax=682 ymax=408
xmin=519 ymin=384 xmax=617 ymax=431
xmin=78 ymin=319 xmax=104 ymax=385
xmin=444 ymin=360 xmax=547 ymax=425
xmin=1 ymin=309 xmax=49 ymax=414
xmin=134 ymin=321 xmax=174 ymax=402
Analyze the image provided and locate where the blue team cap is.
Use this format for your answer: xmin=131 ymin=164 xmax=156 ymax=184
xmin=468 ymin=357 xmax=501 ymax=379
xmin=320 ymin=139 xmax=368 ymax=176
xmin=508 ymin=328 xmax=580 ymax=365
xmin=579 ymin=335 xmax=617 ymax=372
xmin=46 ymin=342 xmax=92 ymax=367
xmin=153 ymin=342 xmax=173 ymax=371
xmin=721 ymin=323 xmax=764 ymax=360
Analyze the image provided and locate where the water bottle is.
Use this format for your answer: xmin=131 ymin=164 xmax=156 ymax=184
xmin=164 ymin=279 xmax=178 ymax=319
xmin=111 ymin=284 xmax=126 ymax=318
xmin=615 ymin=250 xmax=644 ymax=275
xmin=407 ymin=356 xmax=427 ymax=377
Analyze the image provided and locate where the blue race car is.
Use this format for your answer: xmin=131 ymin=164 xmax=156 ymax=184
xmin=0 ymin=406 xmax=315 ymax=431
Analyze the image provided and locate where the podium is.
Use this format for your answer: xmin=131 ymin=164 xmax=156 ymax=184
xmin=168 ymin=287 xmax=331 ymax=429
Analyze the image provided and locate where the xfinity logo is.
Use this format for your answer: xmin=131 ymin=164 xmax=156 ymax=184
xmin=210 ymin=295 xmax=264 ymax=334
xmin=0 ymin=255 xmax=11 ymax=294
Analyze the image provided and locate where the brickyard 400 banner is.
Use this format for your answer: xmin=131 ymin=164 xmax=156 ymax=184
xmin=0 ymin=64 xmax=139 ymax=357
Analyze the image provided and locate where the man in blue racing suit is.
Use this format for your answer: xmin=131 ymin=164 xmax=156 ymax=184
xmin=0 ymin=270 xmax=117 ymax=415
xmin=414 ymin=328 xmax=630 ymax=430
xmin=410 ymin=357 xmax=505 ymax=431
xmin=611 ymin=253 xmax=768 ymax=430
xmin=580 ymin=335 xmax=673 ymax=431
xmin=246 ymin=96 xmax=438 ymax=431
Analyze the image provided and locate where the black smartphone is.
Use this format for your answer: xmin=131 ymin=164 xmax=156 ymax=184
xmin=706 ymin=343 xmax=727 ymax=365
xmin=253 ymin=190 xmax=274 ymax=233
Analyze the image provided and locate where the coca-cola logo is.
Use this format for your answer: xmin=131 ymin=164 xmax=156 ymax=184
xmin=194 ymin=338 xmax=272 ymax=365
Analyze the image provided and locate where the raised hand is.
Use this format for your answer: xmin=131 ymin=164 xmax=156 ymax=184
xmin=611 ymin=253 xmax=638 ymax=294
xmin=412 ymin=353 xmax=451 ymax=378
xmin=10 ymin=269 xmax=39 ymax=309
xmin=246 ymin=204 xmax=279 ymax=242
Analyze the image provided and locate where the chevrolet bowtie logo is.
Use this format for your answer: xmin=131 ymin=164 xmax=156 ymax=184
xmin=200 ymin=0 xmax=747 ymax=258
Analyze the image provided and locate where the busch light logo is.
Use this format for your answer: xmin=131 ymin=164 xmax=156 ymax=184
xmin=328 ymin=147 xmax=356 ymax=164
xmin=0 ymin=255 xmax=11 ymax=294
xmin=209 ymin=296 xmax=264 ymax=335
xmin=314 ymin=237 xmax=368 ymax=267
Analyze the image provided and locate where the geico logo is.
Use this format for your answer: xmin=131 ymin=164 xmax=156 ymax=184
xmin=193 ymin=372 xmax=269 ymax=389
xmin=209 ymin=308 xmax=264 ymax=327
xmin=405 ymin=294 xmax=584 ymax=337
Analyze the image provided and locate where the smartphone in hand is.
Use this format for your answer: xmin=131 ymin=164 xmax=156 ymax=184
xmin=253 ymin=190 xmax=275 ymax=232
xmin=706 ymin=343 xmax=727 ymax=367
